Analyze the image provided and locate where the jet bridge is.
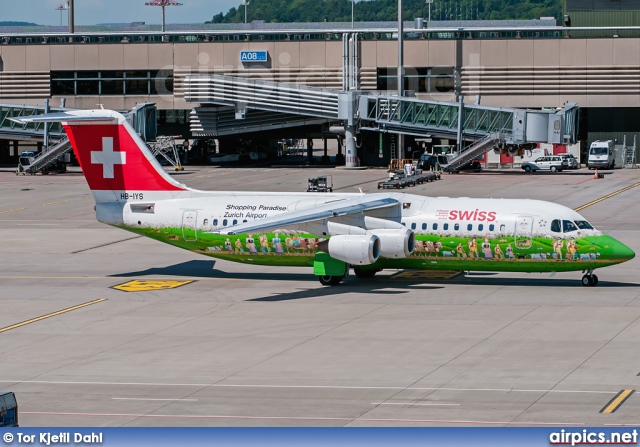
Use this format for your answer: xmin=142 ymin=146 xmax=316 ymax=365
xmin=183 ymin=74 xmax=578 ymax=168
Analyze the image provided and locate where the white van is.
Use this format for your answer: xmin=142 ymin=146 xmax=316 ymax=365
xmin=588 ymin=140 xmax=615 ymax=169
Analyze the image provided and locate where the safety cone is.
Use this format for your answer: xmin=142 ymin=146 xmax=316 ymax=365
xmin=594 ymin=168 xmax=599 ymax=179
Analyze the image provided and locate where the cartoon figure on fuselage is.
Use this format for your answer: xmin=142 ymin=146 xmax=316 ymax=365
xmin=259 ymin=234 xmax=270 ymax=253
xmin=273 ymin=233 xmax=284 ymax=254
xmin=482 ymin=238 xmax=492 ymax=259
xmin=506 ymin=244 xmax=514 ymax=259
xmin=494 ymin=243 xmax=504 ymax=259
xmin=246 ymin=234 xmax=258 ymax=254
xmin=567 ymin=238 xmax=577 ymax=260
xmin=225 ymin=238 xmax=233 ymax=253
xmin=15 ymin=108 xmax=634 ymax=288
xmin=456 ymin=242 xmax=467 ymax=258
xmin=553 ymin=238 xmax=564 ymax=259
xmin=468 ymin=238 xmax=478 ymax=258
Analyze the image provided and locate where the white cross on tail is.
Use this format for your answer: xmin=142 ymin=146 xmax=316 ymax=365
xmin=91 ymin=137 xmax=126 ymax=179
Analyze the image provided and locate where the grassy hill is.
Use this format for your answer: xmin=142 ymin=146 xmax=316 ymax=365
xmin=207 ymin=0 xmax=560 ymax=23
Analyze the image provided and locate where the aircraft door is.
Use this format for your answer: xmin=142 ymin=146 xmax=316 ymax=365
xmin=182 ymin=210 xmax=198 ymax=241
xmin=515 ymin=215 xmax=534 ymax=249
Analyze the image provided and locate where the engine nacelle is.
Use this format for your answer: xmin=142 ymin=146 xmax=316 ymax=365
xmin=317 ymin=234 xmax=380 ymax=265
xmin=369 ymin=228 xmax=415 ymax=258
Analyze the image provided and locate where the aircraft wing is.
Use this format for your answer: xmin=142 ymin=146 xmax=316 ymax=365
xmin=215 ymin=196 xmax=400 ymax=235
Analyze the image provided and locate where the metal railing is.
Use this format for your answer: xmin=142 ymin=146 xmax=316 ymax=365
xmin=0 ymin=25 xmax=638 ymax=45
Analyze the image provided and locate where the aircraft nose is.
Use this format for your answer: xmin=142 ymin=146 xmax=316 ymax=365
xmin=612 ymin=237 xmax=635 ymax=262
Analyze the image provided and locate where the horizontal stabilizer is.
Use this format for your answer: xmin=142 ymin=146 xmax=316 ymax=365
xmin=9 ymin=110 xmax=121 ymax=125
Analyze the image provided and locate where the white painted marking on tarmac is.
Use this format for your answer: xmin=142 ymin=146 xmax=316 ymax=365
xmin=0 ymin=379 xmax=619 ymax=395
xmin=372 ymin=402 xmax=460 ymax=406
xmin=113 ymin=397 xmax=198 ymax=402
xmin=20 ymin=411 xmax=585 ymax=426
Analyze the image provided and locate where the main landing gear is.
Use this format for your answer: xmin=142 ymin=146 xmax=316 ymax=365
xmin=318 ymin=275 xmax=344 ymax=286
xmin=317 ymin=267 xmax=382 ymax=286
xmin=581 ymin=270 xmax=599 ymax=287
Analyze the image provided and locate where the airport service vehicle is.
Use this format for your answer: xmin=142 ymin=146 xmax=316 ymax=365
xmin=521 ymin=156 xmax=567 ymax=172
xmin=0 ymin=392 xmax=18 ymax=427
xmin=588 ymin=140 xmax=615 ymax=169
xmin=558 ymin=153 xmax=579 ymax=169
xmin=15 ymin=110 xmax=635 ymax=287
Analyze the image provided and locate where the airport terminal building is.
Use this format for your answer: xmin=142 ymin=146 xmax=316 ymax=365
xmin=2 ymin=17 xmax=640 ymax=165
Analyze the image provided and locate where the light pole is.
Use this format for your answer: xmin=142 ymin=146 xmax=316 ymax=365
xmin=145 ymin=0 xmax=183 ymax=33
xmin=352 ymin=0 xmax=354 ymax=29
xmin=55 ymin=2 xmax=69 ymax=27
xmin=398 ymin=0 xmax=404 ymax=156
xmin=242 ymin=0 xmax=250 ymax=24
xmin=426 ymin=0 xmax=433 ymax=21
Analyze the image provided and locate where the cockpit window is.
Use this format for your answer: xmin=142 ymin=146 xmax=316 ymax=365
xmin=563 ymin=220 xmax=578 ymax=232
xmin=551 ymin=219 xmax=561 ymax=233
xmin=574 ymin=220 xmax=594 ymax=230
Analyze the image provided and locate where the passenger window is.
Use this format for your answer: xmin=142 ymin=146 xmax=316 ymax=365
xmin=443 ymin=223 xmax=449 ymax=230
xmin=243 ymin=220 xmax=247 ymax=223
xmin=411 ymin=223 xmax=417 ymax=230
xmin=551 ymin=219 xmax=561 ymax=232
xmin=479 ymin=224 xmax=484 ymax=232
xmin=213 ymin=219 xmax=218 ymax=226
xmin=563 ymin=220 xmax=578 ymax=232
xmin=233 ymin=219 xmax=238 ymax=225
xmin=433 ymin=223 xmax=438 ymax=230
xmin=223 ymin=219 xmax=228 ymax=226
xmin=467 ymin=224 xmax=472 ymax=231
xmin=489 ymin=224 xmax=494 ymax=232
xmin=575 ymin=220 xmax=594 ymax=230
xmin=454 ymin=223 xmax=460 ymax=231
xmin=422 ymin=223 xmax=427 ymax=230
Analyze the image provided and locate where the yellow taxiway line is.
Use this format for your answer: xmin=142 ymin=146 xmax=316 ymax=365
xmin=575 ymin=181 xmax=640 ymax=212
xmin=0 ymin=208 xmax=26 ymax=214
xmin=0 ymin=298 xmax=106 ymax=334
xmin=41 ymin=199 xmax=70 ymax=206
xmin=600 ymin=389 xmax=635 ymax=414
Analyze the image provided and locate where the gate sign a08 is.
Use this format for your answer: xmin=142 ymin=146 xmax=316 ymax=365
xmin=240 ymin=51 xmax=268 ymax=63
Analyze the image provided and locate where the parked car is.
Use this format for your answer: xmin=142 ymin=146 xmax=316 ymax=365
xmin=521 ymin=156 xmax=568 ymax=172
xmin=558 ymin=153 xmax=579 ymax=169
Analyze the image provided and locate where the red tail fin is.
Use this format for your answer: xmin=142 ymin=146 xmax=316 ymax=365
xmin=62 ymin=112 xmax=186 ymax=194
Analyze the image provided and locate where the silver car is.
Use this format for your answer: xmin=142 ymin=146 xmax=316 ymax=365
xmin=521 ymin=156 xmax=567 ymax=172
xmin=559 ymin=153 xmax=579 ymax=169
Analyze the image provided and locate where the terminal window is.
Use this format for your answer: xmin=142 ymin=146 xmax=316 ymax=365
xmin=51 ymin=70 xmax=174 ymax=96
xmin=377 ymin=67 xmax=454 ymax=93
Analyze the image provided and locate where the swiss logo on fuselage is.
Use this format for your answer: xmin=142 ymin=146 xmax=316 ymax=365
xmin=448 ymin=210 xmax=497 ymax=222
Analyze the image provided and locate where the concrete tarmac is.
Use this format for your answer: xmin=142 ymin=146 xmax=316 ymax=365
xmin=1 ymin=166 xmax=640 ymax=426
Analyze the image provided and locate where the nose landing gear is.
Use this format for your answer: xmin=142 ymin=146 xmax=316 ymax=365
xmin=581 ymin=270 xmax=599 ymax=287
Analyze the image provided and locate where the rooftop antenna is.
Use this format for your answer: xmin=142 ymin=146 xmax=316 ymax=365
xmin=145 ymin=0 xmax=183 ymax=33
xmin=55 ymin=2 xmax=69 ymax=26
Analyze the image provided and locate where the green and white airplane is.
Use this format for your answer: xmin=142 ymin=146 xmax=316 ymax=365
xmin=19 ymin=109 xmax=635 ymax=286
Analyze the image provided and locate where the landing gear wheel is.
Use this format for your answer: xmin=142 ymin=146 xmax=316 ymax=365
xmin=318 ymin=275 xmax=343 ymax=286
xmin=591 ymin=275 xmax=599 ymax=287
xmin=353 ymin=266 xmax=378 ymax=279
xmin=581 ymin=274 xmax=593 ymax=287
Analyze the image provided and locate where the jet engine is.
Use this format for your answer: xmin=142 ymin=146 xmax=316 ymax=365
xmin=369 ymin=228 xmax=416 ymax=258
xmin=317 ymin=234 xmax=380 ymax=265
